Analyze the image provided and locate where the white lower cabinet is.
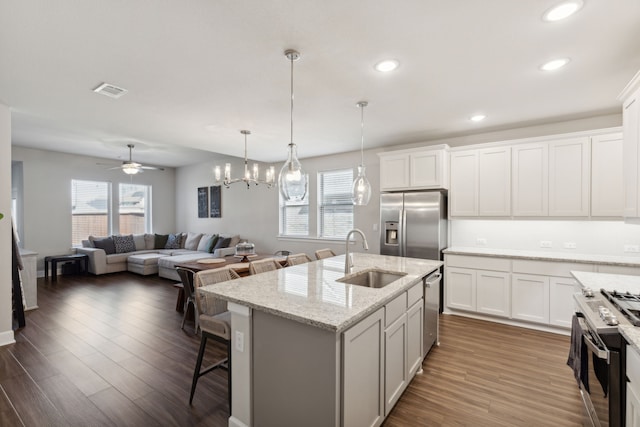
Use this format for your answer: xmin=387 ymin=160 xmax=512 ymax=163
xmin=343 ymin=307 xmax=385 ymax=427
xmin=446 ymin=267 xmax=476 ymax=311
xmin=406 ymin=300 xmax=424 ymax=378
xmin=476 ymin=271 xmax=511 ymax=317
xmin=384 ymin=313 xmax=407 ymax=415
xmin=511 ymin=274 xmax=550 ymax=324
xmin=549 ymin=277 xmax=578 ymax=328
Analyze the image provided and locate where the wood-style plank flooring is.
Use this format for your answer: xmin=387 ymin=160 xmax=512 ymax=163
xmin=0 ymin=272 xmax=584 ymax=426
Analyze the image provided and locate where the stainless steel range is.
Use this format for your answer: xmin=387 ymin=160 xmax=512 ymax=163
xmin=573 ymin=288 xmax=635 ymax=427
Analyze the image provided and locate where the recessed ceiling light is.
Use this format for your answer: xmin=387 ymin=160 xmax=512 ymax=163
xmin=540 ymin=58 xmax=570 ymax=71
xmin=543 ymin=1 xmax=584 ymax=22
xmin=374 ymin=59 xmax=399 ymax=72
xmin=470 ymin=114 xmax=486 ymax=122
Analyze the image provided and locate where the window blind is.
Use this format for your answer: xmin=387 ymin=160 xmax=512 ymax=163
xmin=318 ymin=169 xmax=353 ymax=239
xmin=71 ymin=179 xmax=111 ymax=245
xmin=119 ymin=183 xmax=150 ymax=235
xmin=280 ymin=191 xmax=309 ymax=236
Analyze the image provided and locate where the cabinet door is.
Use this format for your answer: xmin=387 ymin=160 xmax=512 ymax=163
xmin=410 ymin=150 xmax=446 ymax=189
xmin=476 ymin=270 xmax=511 ymax=318
xmin=406 ymin=299 xmax=424 ymax=378
xmin=548 ymin=137 xmax=590 ymax=216
xmin=549 ymin=277 xmax=578 ymax=328
xmin=591 ymin=133 xmax=624 ymax=217
xmin=446 ymin=267 xmax=476 ymax=311
xmin=384 ymin=314 xmax=407 ymax=415
xmin=512 ymin=143 xmax=548 ymax=216
xmin=628 ymin=383 xmax=640 ymax=427
xmin=623 ymin=90 xmax=640 ymax=217
xmin=511 ymin=274 xmax=550 ymax=324
xmin=478 ymin=147 xmax=511 ymax=216
xmin=343 ymin=307 xmax=385 ymax=427
xmin=380 ymin=154 xmax=410 ymax=191
xmin=450 ymin=151 xmax=478 ymax=216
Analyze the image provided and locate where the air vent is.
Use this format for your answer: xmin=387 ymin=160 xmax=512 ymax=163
xmin=93 ymin=82 xmax=128 ymax=99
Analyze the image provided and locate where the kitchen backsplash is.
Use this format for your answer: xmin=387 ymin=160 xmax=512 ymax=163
xmin=450 ymin=220 xmax=640 ymax=257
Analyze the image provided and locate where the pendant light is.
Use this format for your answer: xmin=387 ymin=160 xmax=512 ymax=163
xmin=278 ymin=49 xmax=308 ymax=202
xmin=214 ymin=130 xmax=275 ymax=189
xmin=352 ymin=101 xmax=372 ymax=205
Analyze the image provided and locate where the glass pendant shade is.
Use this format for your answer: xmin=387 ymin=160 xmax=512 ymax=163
xmin=279 ymin=143 xmax=307 ymax=201
xmin=352 ymin=165 xmax=371 ymax=205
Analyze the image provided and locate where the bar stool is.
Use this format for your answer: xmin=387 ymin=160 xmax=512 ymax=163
xmin=315 ymin=248 xmax=336 ymax=260
xmin=285 ymin=253 xmax=312 ymax=266
xmin=176 ymin=267 xmax=199 ymax=333
xmin=248 ymin=258 xmax=283 ymax=275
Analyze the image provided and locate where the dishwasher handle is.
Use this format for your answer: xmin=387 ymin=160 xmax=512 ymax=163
xmin=424 ymin=272 xmax=442 ymax=287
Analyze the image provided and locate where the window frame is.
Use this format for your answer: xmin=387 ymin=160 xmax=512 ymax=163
xmin=278 ymin=177 xmax=310 ymax=237
xmin=118 ymin=183 xmax=152 ymax=235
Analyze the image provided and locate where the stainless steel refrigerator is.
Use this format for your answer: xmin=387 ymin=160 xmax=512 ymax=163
xmin=380 ymin=190 xmax=447 ymax=356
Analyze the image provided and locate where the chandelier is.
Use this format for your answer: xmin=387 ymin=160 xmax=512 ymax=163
xmin=278 ymin=49 xmax=308 ymax=202
xmin=215 ymin=130 xmax=275 ymax=189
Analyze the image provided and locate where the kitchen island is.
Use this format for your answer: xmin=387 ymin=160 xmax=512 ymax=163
xmin=200 ymin=253 xmax=442 ymax=427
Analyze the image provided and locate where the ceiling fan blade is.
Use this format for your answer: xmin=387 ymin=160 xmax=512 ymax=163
xmin=140 ymin=165 xmax=164 ymax=171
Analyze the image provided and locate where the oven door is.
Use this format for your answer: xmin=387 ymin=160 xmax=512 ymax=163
xmin=578 ymin=317 xmax=619 ymax=427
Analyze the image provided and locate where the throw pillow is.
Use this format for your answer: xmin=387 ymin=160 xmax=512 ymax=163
xmin=113 ymin=234 xmax=136 ymax=254
xmin=81 ymin=239 xmax=93 ymax=248
xmin=165 ymin=233 xmax=182 ymax=249
xmin=197 ymin=234 xmax=214 ymax=252
xmin=228 ymin=235 xmax=241 ymax=248
xmin=132 ymin=234 xmax=146 ymax=251
xmin=93 ymin=237 xmax=116 ymax=255
xmin=184 ymin=232 xmax=203 ymax=251
xmin=208 ymin=234 xmax=220 ymax=253
xmin=154 ymin=234 xmax=169 ymax=249
xmin=144 ymin=233 xmax=155 ymax=250
xmin=213 ymin=237 xmax=231 ymax=251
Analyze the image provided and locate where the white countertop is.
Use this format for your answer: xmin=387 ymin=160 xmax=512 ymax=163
xmin=200 ymin=253 xmax=442 ymax=332
xmin=444 ymin=246 xmax=640 ymax=267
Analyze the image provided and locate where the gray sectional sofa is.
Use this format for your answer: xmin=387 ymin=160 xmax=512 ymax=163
xmin=76 ymin=232 xmax=240 ymax=281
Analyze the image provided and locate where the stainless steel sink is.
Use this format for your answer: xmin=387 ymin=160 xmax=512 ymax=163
xmin=337 ymin=269 xmax=407 ymax=288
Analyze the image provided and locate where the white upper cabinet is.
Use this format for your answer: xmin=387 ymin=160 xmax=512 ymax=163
xmin=591 ymin=133 xmax=624 ymax=217
xmin=379 ymin=145 xmax=449 ymax=191
xmin=478 ymin=147 xmax=511 ymax=216
xmin=449 ymin=150 xmax=478 ymax=216
xmin=512 ymin=143 xmax=548 ymax=216
xmin=620 ymin=70 xmax=640 ymax=219
xmin=548 ymin=137 xmax=590 ymax=216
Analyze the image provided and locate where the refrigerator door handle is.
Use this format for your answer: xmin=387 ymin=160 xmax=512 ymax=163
xmin=401 ymin=209 xmax=407 ymax=257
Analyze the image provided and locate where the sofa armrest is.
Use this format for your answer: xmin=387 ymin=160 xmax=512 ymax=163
xmin=76 ymin=247 xmax=107 ymax=275
xmin=212 ymin=247 xmax=236 ymax=258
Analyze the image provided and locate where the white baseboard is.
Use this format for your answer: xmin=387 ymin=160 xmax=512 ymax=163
xmin=0 ymin=330 xmax=15 ymax=347
xmin=228 ymin=416 xmax=249 ymax=427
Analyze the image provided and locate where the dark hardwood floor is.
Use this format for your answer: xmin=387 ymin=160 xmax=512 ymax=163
xmin=0 ymin=272 xmax=583 ymax=426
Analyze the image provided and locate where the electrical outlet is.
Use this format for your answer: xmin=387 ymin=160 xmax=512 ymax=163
xmin=373 ymin=223 xmax=378 ymax=232
xmin=624 ymin=244 xmax=640 ymax=253
xmin=476 ymin=238 xmax=487 ymax=246
xmin=564 ymin=242 xmax=577 ymax=249
xmin=235 ymin=331 xmax=244 ymax=352
xmin=540 ymin=241 xmax=553 ymax=248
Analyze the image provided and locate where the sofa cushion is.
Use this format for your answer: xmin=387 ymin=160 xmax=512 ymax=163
xmin=184 ymin=232 xmax=203 ymax=251
xmin=132 ymin=234 xmax=146 ymax=251
xmin=165 ymin=233 xmax=183 ymax=249
xmin=208 ymin=234 xmax=220 ymax=253
xmin=144 ymin=233 xmax=155 ymax=250
xmin=155 ymin=234 xmax=169 ymax=249
xmin=197 ymin=234 xmax=214 ymax=252
xmin=221 ymin=234 xmax=240 ymax=248
xmin=157 ymin=253 xmax=215 ymax=269
xmin=106 ymin=253 xmax=129 ymax=264
xmin=81 ymin=239 xmax=93 ymax=248
xmin=213 ymin=237 xmax=231 ymax=250
xmin=93 ymin=237 xmax=116 ymax=254
xmin=114 ymin=234 xmax=136 ymax=253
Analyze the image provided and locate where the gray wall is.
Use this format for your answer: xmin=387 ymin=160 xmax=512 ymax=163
xmin=1 ymin=104 xmax=12 ymax=345
xmin=11 ymin=146 xmax=177 ymax=271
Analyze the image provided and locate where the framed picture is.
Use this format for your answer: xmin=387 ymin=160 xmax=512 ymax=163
xmin=197 ymin=187 xmax=209 ymax=218
xmin=210 ymin=185 xmax=221 ymax=218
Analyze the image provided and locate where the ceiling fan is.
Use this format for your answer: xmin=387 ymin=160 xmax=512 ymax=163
xmin=101 ymin=144 xmax=164 ymax=175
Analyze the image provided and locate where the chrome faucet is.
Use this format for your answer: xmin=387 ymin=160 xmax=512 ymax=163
xmin=345 ymin=228 xmax=369 ymax=274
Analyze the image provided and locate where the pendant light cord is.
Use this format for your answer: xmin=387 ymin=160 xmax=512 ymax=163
xmin=360 ymin=104 xmax=365 ymax=166
xmin=290 ymin=54 xmax=294 ymax=147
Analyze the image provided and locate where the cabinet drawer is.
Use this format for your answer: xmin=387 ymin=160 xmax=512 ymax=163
xmin=597 ymin=265 xmax=640 ymax=276
xmin=385 ymin=293 xmax=407 ymax=327
xmin=511 ymin=260 xmax=593 ymax=277
xmin=628 ymin=344 xmax=640 ymax=386
xmin=407 ymin=282 xmax=423 ymax=307
xmin=445 ymin=255 xmax=510 ymax=272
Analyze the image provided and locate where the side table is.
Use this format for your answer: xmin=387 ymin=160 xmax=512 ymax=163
xmin=44 ymin=254 xmax=89 ymax=282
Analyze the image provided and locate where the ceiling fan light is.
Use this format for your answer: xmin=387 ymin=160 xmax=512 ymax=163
xmin=122 ymin=165 xmax=140 ymax=175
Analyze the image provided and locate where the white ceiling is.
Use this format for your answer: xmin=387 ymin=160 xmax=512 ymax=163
xmin=2 ymin=0 xmax=640 ymax=168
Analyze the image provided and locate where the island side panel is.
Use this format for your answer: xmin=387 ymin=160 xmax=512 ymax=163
xmin=252 ymin=310 xmax=340 ymax=427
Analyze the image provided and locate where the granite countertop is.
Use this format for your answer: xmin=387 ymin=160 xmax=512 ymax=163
xmin=444 ymin=246 xmax=640 ymax=267
xmin=200 ymin=253 xmax=442 ymax=333
xmin=570 ymin=271 xmax=640 ymax=351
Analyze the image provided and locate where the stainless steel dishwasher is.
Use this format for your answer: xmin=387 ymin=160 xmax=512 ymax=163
xmin=423 ymin=271 xmax=442 ymax=357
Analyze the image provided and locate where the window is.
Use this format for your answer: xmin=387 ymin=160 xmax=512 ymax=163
xmin=318 ymin=169 xmax=353 ymax=239
xmin=119 ymin=183 xmax=151 ymax=234
xmin=71 ymin=179 xmax=111 ymax=245
xmin=279 ymin=186 xmax=309 ymax=236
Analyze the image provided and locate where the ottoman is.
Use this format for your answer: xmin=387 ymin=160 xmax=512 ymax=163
xmin=127 ymin=253 xmax=165 ymax=275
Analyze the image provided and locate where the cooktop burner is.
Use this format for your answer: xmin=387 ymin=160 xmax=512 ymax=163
xmin=602 ymin=289 xmax=640 ymax=326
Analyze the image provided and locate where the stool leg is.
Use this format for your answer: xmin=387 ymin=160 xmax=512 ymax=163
xmin=189 ymin=333 xmax=208 ymax=405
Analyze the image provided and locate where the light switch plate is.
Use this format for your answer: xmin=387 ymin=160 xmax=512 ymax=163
xmin=540 ymin=241 xmax=553 ymax=248
xmin=564 ymin=242 xmax=577 ymax=249
xmin=624 ymin=244 xmax=640 ymax=253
